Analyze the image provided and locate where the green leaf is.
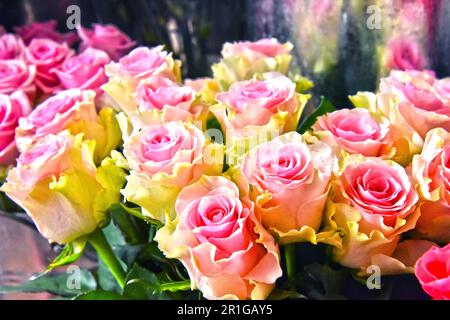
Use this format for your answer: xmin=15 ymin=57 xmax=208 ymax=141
xmin=47 ymin=238 xmax=87 ymax=271
xmin=75 ymin=290 xmax=129 ymax=300
xmin=116 ymin=203 xmax=163 ymax=228
xmin=297 ymin=96 xmax=335 ymax=134
xmin=123 ymin=265 xmax=190 ymax=300
xmin=109 ymin=203 xmax=146 ymax=244
xmin=0 ymin=269 xmax=97 ymax=297
xmin=103 ymin=221 xmax=126 ymax=246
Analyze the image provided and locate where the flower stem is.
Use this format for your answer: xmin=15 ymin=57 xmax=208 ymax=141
xmin=284 ymin=244 xmax=296 ymax=288
xmin=88 ymin=229 xmax=126 ymax=288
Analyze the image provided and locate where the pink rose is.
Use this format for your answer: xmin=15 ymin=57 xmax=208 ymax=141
xmin=415 ymin=244 xmax=450 ymax=300
xmin=412 ymin=128 xmax=450 ymax=243
xmin=379 ymin=70 xmax=450 ymax=138
xmin=386 ymin=38 xmax=427 ymax=71
xmin=78 ymin=24 xmax=136 ymax=61
xmin=16 ymin=89 xmax=97 ymax=150
xmin=53 ymin=48 xmax=110 ymax=94
xmin=106 ymin=46 xmax=179 ymax=81
xmin=136 ymin=76 xmax=193 ymax=111
xmin=15 ymin=20 xmax=78 ymax=45
xmin=241 ymin=132 xmax=335 ymax=243
xmin=214 ymin=72 xmax=297 ymax=130
xmin=313 ymin=108 xmax=391 ymax=157
xmin=0 ymin=91 xmax=32 ymax=166
xmin=0 ymin=59 xmax=36 ymax=96
xmin=326 ymin=156 xmax=421 ymax=272
xmin=341 ymin=158 xmax=418 ymax=231
xmin=25 ymin=38 xmax=74 ymax=94
xmin=122 ymin=121 xmax=222 ymax=223
xmin=222 ymin=38 xmax=291 ymax=60
xmin=155 ymin=175 xmax=282 ymax=300
xmin=0 ymin=34 xmax=25 ymax=60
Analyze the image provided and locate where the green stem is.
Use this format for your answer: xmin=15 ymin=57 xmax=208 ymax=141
xmin=284 ymin=244 xmax=296 ymax=288
xmin=89 ymin=229 xmax=126 ymax=288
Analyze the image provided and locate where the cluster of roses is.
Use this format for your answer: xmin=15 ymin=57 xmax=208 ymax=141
xmin=0 ymin=20 xmax=136 ymax=166
xmin=0 ymin=27 xmax=449 ymax=300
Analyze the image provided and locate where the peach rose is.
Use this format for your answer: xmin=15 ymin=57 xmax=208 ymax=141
xmin=0 ymin=59 xmax=36 ymax=96
xmin=0 ymin=91 xmax=32 ymax=166
xmin=105 ymin=46 xmax=180 ymax=81
xmin=0 ymin=131 xmax=125 ymax=244
xmin=122 ymin=121 xmax=223 ymax=223
xmin=211 ymin=72 xmax=308 ymax=163
xmin=102 ymin=46 xmax=182 ymax=115
xmin=25 ymin=38 xmax=74 ymax=94
xmin=325 ymin=156 xmax=421 ymax=275
xmin=411 ymin=128 xmax=450 ymax=243
xmin=137 ymin=76 xmax=193 ymax=111
xmin=0 ymin=33 xmax=25 ymax=60
xmin=78 ymin=24 xmax=136 ymax=61
xmin=222 ymin=38 xmax=292 ymax=59
xmin=241 ymin=132 xmax=336 ymax=244
xmin=313 ymin=108 xmax=391 ymax=157
xmin=213 ymin=39 xmax=293 ymax=90
xmin=415 ymin=244 xmax=450 ymax=300
xmin=379 ymin=70 xmax=450 ymax=138
xmin=16 ymin=89 xmax=121 ymax=162
xmin=15 ymin=20 xmax=79 ymax=45
xmin=155 ymin=175 xmax=282 ymax=300
xmin=53 ymin=48 xmax=110 ymax=94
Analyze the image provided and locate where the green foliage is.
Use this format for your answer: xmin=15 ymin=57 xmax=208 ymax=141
xmin=297 ymin=96 xmax=335 ymax=134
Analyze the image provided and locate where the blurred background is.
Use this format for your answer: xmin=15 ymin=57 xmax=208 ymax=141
xmin=0 ymin=0 xmax=449 ymax=106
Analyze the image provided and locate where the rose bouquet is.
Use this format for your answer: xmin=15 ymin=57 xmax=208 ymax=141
xmin=0 ymin=21 xmax=449 ymax=301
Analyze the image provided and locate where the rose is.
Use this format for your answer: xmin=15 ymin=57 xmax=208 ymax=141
xmin=53 ymin=48 xmax=110 ymax=94
xmin=325 ymin=156 xmax=421 ymax=274
xmin=78 ymin=24 xmax=136 ymax=61
xmin=25 ymin=38 xmax=74 ymax=94
xmin=213 ymin=39 xmax=293 ymax=90
xmin=136 ymin=76 xmax=193 ymax=111
xmin=222 ymin=38 xmax=292 ymax=59
xmin=386 ymin=38 xmax=427 ymax=71
xmin=15 ymin=20 xmax=78 ymax=45
xmin=184 ymin=77 xmax=219 ymax=106
xmin=0 ymin=59 xmax=36 ymax=96
xmin=0 ymin=91 xmax=32 ymax=166
xmin=241 ymin=132 xmax=336 ymax=244
xmin=122 ymin=121 xmax=223 ymax=223
xmin=155 ymin=175 xmax=282 ymax=300
xmin=415 ymin=244 xmax=450 ymax=300
xmin=411 ymin=128 xmax=450 ymax=243
xmin=313 ymin=108 xmax=392 ymax=157
xmin=120 ymin=75 xmax=208 ymax=128
xmin=105 ymin=46 xmax=180 ymax=81
xmin=214 ymin=72 xmax=300 ymax=130
xmin=102 ymin=46 xmax=182 ymax=115
xmin=16 ymin=89 xmax=121 ymax=162
xmin=379 ymin=70 xmax=450 ymax=138
xmin=0 ymin=131 xmax=125 ymax=244
xmin=211 ymin=72 xmax=308 ymax=163
xmin=0 ymin=33 xmax=25 ymax=60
